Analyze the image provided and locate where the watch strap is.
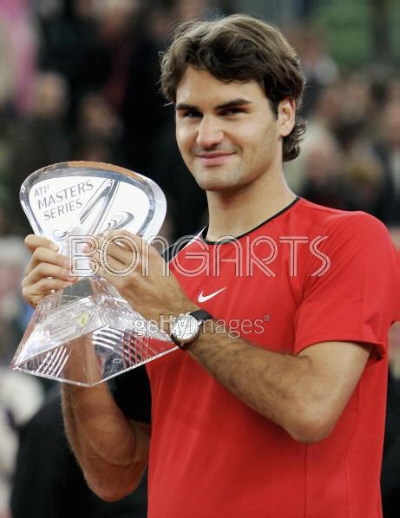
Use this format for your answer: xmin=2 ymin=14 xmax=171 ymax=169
xmin=170 ymin=309 xmax=213 ymax=349
xmin=189 ymin=309 xmax=213 ymax=322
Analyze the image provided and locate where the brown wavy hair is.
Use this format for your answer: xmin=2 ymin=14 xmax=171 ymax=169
xmin=160 ymin=14 xmax=306 ymax=162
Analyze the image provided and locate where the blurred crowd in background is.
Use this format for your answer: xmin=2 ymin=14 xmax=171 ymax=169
xmin=0 ymin=0 xmax=399 ymax=517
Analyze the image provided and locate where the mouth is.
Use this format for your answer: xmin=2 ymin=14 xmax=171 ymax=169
xmin=196 ymin=152 xmax=235 ymax=167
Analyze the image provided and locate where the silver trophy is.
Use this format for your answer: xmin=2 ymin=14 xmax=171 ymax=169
xmin=10 ymin=161 xmax=177 ymax=386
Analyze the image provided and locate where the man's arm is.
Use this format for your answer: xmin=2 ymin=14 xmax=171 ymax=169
xmin=186 ymin=327 xmax=370 ymax=443
xmin=61 ymin=383 xmax=150 ymax=501
xmin=22 ymin=235 xmax=150 ymax=502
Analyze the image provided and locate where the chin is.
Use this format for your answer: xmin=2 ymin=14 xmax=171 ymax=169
xmin=196 ymin=178 xmax=229 ymax=192
xmin=193 ymin=172 xmax=233 ymax=191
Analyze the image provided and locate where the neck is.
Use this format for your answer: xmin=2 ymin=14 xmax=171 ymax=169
xmin=205 ymin=175 xmax=296 ymax=241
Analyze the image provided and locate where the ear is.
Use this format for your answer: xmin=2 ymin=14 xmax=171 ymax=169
xmin=277 ymin=98 xmax=296 ymax=137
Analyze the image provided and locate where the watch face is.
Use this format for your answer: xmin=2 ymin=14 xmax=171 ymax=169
xmin=171 ymin=314 xmax=200 ymax=344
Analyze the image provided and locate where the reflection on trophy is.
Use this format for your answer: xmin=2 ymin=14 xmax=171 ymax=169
xmin=10 ymin=161 xmax=177 ymax=386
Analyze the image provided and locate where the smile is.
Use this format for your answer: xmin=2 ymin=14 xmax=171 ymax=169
xmin=196 ymin=152 xmax=235 ymax=166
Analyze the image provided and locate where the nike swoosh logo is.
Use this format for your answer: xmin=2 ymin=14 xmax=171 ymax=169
xmin=197 ymin=287 xmax=227 ymax=303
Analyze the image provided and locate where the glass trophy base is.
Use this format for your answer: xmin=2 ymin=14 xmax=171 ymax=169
xmin=11 ymin=276 xmax=178 ymax=386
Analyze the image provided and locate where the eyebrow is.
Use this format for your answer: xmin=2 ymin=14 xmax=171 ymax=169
xmin=175 ymin=98 xmax=253 ymax=112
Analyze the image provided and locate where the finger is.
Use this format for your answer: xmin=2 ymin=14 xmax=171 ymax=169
xmin=97 ymin=235 xmax=141 ymax=269
xmin=25 ymin=234 xmax=59 ymax=253
xmin=25 ymin=246 xmax=68 ymax=275
xmin=22 ymin=276 xmax=75 ymax=307
xmin=23 ymin=261 xmax=74 ymax=286
xmin=105 ymin=229 xmax=141 ymax=242
xmin=23 ymin=275 xmax=75 ymax=297
xmin=22 ymin=258 xmax=76 ymax=304
xmin=97 ymin=255 xmax=135 ymax=279
xmin=99 ymin=231 xmax=141 ymax=252
xmin=102 ymin=230 xmax=143 ymax=257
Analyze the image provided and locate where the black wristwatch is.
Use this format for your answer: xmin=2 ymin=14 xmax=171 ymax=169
xmin=170 ymin=309 xmax=213 ymax=349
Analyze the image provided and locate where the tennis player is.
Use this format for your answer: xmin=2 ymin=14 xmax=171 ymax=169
xmin=22 ymin=14 xmax=396 ymax=518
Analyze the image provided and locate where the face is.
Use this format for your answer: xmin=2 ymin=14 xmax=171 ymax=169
xmin=175 ymin=67 xmax=295 ymax=195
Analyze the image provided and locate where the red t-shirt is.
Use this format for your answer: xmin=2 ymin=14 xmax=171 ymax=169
xmin=146 ymin=198 xmax=396 ymax=518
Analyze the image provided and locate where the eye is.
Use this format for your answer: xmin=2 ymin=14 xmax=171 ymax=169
xmin=180 ymin=109 xmax=202 ymax=119
xmin=220 ymin=107 xmax=246 ymax=116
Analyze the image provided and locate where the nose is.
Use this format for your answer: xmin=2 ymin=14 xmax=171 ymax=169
xmin=196 ymin=116 xmax=224 ymax=148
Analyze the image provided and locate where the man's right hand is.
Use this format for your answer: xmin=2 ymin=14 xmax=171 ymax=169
xmin=22 ymin=234 xmax=76 ymax=308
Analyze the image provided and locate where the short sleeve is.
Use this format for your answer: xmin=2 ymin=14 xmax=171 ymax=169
xmin=108 ymin=365 xmax=151 ymax=424
xmin=294 ymin=213 xmax=396 ymax=359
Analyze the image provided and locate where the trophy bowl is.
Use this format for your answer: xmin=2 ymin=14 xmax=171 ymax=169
xmin=10 ymin=161 xmax=178 ymax=386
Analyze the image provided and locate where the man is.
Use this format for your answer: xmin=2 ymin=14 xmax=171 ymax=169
xmin=21 ymin=14 xmax=396 ymax=518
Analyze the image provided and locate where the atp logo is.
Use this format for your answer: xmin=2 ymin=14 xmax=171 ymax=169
xmin=53 ymin=179 xmax=135 ymax=242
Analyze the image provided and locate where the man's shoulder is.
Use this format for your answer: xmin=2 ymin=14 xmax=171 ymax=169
xmin=296 ymin=198 xmax=388 ymax=235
